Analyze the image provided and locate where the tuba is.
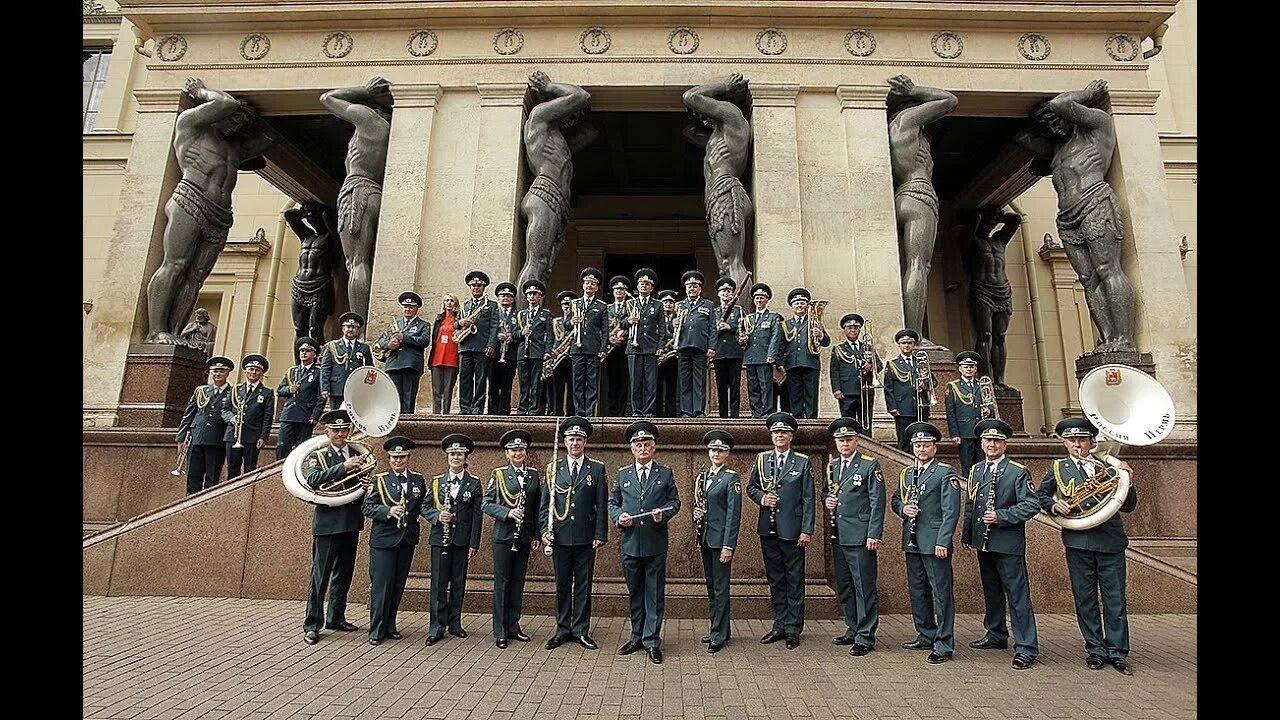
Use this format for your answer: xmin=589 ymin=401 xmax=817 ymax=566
xmin=282 ymin=366 xmax=400 ymax=507
xmin=1048 ymin=364 xmax=1175 ymax=531
xmin=977 ymin=375 xmax=1000 ymax=420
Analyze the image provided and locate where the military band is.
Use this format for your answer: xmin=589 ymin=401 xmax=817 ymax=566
xmin=376 ymin=291 xmax=430 ymax=414
xmin=823 ymin=417 xmax=885 ymax=656
xmin=362 ymin=436 xmax=424 ymax=645
xmin=603 ymin=275 xmax=633 ymax=416
xmin=566 ymin=268 xmax=609 ymax=416
xmin=779 ymin=288 xmax=830 ymax=419
xmin=830 ymin=313 xmax=881 ymax=428
xmin=656 ymin=290 xmax=680 ymax=417
xmin=675 ymin=271 xmax=716 ymax=418
xmin=457 ymin=271 xmax=499 ymax=415
xmin=945 ymin=351 xmax=984 ymax=477
xmin=482 ymin=429 xmax=542 ymax=648
xmin=711 ymin=277 xmax=745 ymax=418
xmin=421 ymin=433 xmax=483 ymax=645
xmin=626 ymin=268 xmax=664 ymax=417
xmin=177 ymin=355 xmax=233 ymax=494
xmin=487 ymin=282 xmax=520 ymax=415
xmin=516 ymin=280 xmax=554 ymax=415
xmin=276 ymin=337 xmax=325 ymax=460
xmin=319 ymin=312 xmax=374 ymax=410
xmin=222 ymin=353 xmax=274 ymax=479
xmin=695 ymin=430 xmax=741 ymax=653
xmin=546 ymin=290 xmax=578 ymax=417
xmin=742 ymin=283 xmax=783 ymax=418
xmin=883 ymin=329 xmax=936 ymax=451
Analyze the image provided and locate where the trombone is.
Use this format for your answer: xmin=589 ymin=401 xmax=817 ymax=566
xmin=913 ymin=349 xmax=936 ymax=422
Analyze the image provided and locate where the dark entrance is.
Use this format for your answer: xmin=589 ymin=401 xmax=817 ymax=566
xmin=603 ymin=253 xmax=697 ymax=294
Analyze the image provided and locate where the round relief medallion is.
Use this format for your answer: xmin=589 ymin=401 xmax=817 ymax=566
xmin=407 ymin=30 xmax=438 ymax=57
xmin=580 ymin=27 xmax=611 ymax=54
xmin=1018 ymin=33 xmax=1051 ymax=61
xmin=756 ymin=27 xmax=787 ymax=55
xmin=323 ymin=31 xmax=354 ymax=59
xmin=239 ymin=33 xmax=270 ymax=61
xmin=494 ymin=27 xmax=524 ymax=55
xmin=930 ymin=31 xmax=963 ymax=59
xmin=1105 ymin=33 xmax=1139 ymax=62
xmin=668 ymin=26 xmax=699 ymax=55
xmin=156 ymin=34 xmax=187 ymax=62
xmin=844 ymin=29 xmax=876 ymax=57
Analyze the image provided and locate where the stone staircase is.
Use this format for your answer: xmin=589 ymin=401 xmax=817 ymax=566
xmin=1130 ymin=537 xmax=1196 ymax=576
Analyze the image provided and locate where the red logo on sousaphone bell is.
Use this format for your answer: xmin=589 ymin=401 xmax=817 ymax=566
xmin=363 ymin=369 xmax=378 ymax=384
xmin=1104 ymin=368 xmax=1122 ymax=386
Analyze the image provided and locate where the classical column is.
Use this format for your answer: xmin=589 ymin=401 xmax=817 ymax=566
xmin=83 ymin=88 xmax=185 ymax=427
xmin=466 ymin=83 xmax=527 ymax=278
xmin=1107 ymin=90 xmax=1197 ymax=436
xmin=750 ymin=83 xmax=804 ymax=287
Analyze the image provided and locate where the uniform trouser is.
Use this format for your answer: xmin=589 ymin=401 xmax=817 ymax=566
xmin=304 ymin=531 xmax=359 ymax=632
xmin=621 ymin=552 xmax=668 ymax=649
xmin=604 ymin=349 xmax=629 ymax=416
xmin=701 ymin=545 xmax=733 ymax=645
xmin=369 ymin=542 xmax=416 ymax=640
xmin=570 ymin=355 xmax=600 ymax=415
xmin=388 ymin=368 xmax=422 ymax=414
xmin=547 ymin=362 xmax=574 ymax=416
xmin=517 ymin=359 xmax=544 ymax=414
xmin=714 ymin=358 xmax=743 ymax=418
xmin=904 ymin=552 xmax=955 ymax=654
xmin=977 ymin=550 xmax=1039 ymax=657
xmin=487 ymin=354 xmax=517 ymax=415
xmin=552 ymin=544 xmax=597 ymax=637
xmin=430 ymin=366 xmax=458 ymax=414
xmin=1065 ymin=547 xmax=1129 ymax=661
xmin=458 ymin=352 xmax=490 ymax=414
xmin=276 ymin=421 xmax=312 ymax=460
xmin=186 ymin=444 xmax=225 ymax=495
xmin=746 ymin=364 xmax=775 ymax=417
xmin=776 ymin=380 xmax=791 ymax=413
xmin=894 ymin=409 xmax=930 ymax=451
xmin=429 ymin=545 xmax=470 ymax=634
xmin=225 ymin=440 xmax=262 ymax=480
xmin=760 ymin=536 xmax=806 ymax=636
xmin=657 ymin=361 xmax=678 ymax=417
xmin=328 ymin=395 xmax=345 ymax=410
xmin=786 ymin=366 xmax=820 ymax=418
xmin=628 ymin=354 xmax=657 ymax=416
xmin=491 ymin=542 xmax=531 ymax=639
xmin=958 ymin=439 xmax=981 ymax=479
xmin=677 ymin=350 xmax=708 ymax=417
xmin=833 ymin=543 xmax=880 ymax=647
xmin=837 ymin=395 xmax=863 ymax=424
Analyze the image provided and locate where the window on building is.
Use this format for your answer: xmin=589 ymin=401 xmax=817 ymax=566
xmin=83 ymin=49 xmax=112 ymax=132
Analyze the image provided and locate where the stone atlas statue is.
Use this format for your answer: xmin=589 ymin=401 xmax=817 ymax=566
xmin=961 ymin=205 xmax=1021 ymax=387
xmin=285 ymin=202 xmax=340 ymax=343
xmin=684 ymin=73 xmax=753 ymax=289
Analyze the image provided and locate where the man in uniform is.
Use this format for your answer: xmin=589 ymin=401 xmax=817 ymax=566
xmin=320 ymin=312 xmax=374 ymax=410
xmin=655 ymin=289 xmax=680 ymax=417
xmin=603 ymin=275 xmax=634 ymax=416
xmin=694 ymin=430 xmax=741 ymax=653
xmin=829 ymin=313 xmax=881 ymax=427
xmin=823 ymin=417 xmax=885 ymax=657
xmin=609 ymin=421 xmax=681 ymax=664
xmin=625 ymin=268 xmax=663 ymax=417
xmin=302 ymin=409 xmax=367 ymax=645
xmin=963 ymin=418 xmax=1040 ymax=670
xmin=945 ymin=351 xmax=984 ymax=477
xmin=457 ymin=270 xmax=499 ymax=415
xmin=177 ymin=355 xmax=233 ymax=494
xmin=542 ymin=416 xmax=609 ymax=650
xmin=711 ymin=276 xmax=745 ymax=418
xmin=276 ymin=338 xmax=325 ymax=459
xmin=482 ymin=429 xmax=543 ymax=648
xmin=546 ymin=290 xmax=578 ymax=417
xmin=779 ymin=288 xmax=830 ymax=418
xmin=362 ymin=436 xmax=425 ymax=645
xmin=883 ymin=329 xmax=936 ymax=451
xmin=747 ymin=412 xmax=816 ymax=649
xmin=421 ymin=433 xmax=484 ymax=645
xmin=222 ymin=353 xmax=274 ymax=479
xmin=674 ymin=270 xmax=716 ymax=418
xmin=488 ymin=282 xmax=520 ymax=415
xmin=376 ymin=291 xmax=431 ymax=414
xmin=891 ymin=422 xmax=960 ymax=664
xmin=566 ymin=267 xmax=609 ymax=415
xmin=741 ymin=283 xmax=783 ymax=418
xmin=1038 ymin=418 xmax=1138 ymax=675
xmin=516 ymin=280 xmax=554 ymax=415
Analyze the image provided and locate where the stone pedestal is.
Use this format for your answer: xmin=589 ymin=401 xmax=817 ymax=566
xmin=1075 ymin=350 xmax=1156 ymax=382
xmin=995 ymin=386 xmax=1026 ymax=435
xmin=117 ymin=344 xmax=209 ymax=427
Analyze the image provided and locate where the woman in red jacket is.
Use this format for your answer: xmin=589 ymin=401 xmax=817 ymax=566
xmin=429 ymin=293 xmax=461 ymax=414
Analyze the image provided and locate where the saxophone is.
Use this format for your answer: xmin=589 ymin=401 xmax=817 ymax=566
xmin=454 ymin=299 xmax=490 ymax=343
xmin=693 ymin=468 xmax=709 ymax=548
xmin=977 ymin=375 xmax=1000 ymax=420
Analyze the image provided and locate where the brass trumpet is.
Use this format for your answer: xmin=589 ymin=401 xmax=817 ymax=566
xmin=170 ymin=440 xmax=189 ymax=476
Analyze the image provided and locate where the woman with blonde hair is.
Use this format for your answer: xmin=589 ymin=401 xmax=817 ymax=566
xmin=429 ymin=293 xmax=462 ymax=414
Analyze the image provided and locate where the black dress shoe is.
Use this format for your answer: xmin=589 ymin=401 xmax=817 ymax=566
xmin=708 ymin=643 xmax=725 ymax=654
xmin=369 ymin=638 xmax=381 ymax=646
xmin=902 ymin=640 xmax=932 ymax=650
xmin=303 ymin=631 xmax=319 ymax=646
xmin=832 ymin=636 xmax=855 ymax=646
xmin=926 ymin=651 xmax=952 ymax=664
xmin=1012 ymin=655 xmax=1034 ymax=671
xmin=701 ymin=634 xmax=712 ymax=644
xmin=577 ymin=635 xmax=599 ymax=650
xmin=1112 ymin=660 xmax=1133 ymax=676
xmin=425 ymin=634 xmax=442 ymax=646
xmin=513 ymin=632 xmax=531 ymax=643
xmin=760 ymin=629 xmax=786 ymax=644
xmin=968 ymin=637 xmax=1008 ymax=650
xmin=1085 ymin=655 xmax=1106 ymax=670
xmin=326 ymin=620 xmax=359 ymax=632
xmin=647 ymin=647 xmax=663 ymax=664
xmin=386 ymin=631 xmax=403 ymax=640
xmin=545 ymin=635 xmax=568 ymax=650
xmin=850 ymin=644 xmax=872 ymax=657
xmin=785 ymin=636 xmax=800 ymax=650
xmin=496 ymin=639 xmax=508 ymax=649
xmin=448 ymin=628 xmax=468 ymax=638
xmin=618 ymin=640 xmax=643 ymax=655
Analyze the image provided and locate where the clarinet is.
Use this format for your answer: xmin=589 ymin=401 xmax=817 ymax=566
xmin=511 ymin=469 xmax=526 ymax=552
xmin=764 ymin=454 xmax=779 ymax=536
xmin=979 ymin=466 xmax=1000 ymax=552
xmin=827 ymin=462 xmax=840 ymax=542
xmin=906 ymin=466 xmax=921 ymax=549
xmin=440 ymin=482 xmax=455 ymax=556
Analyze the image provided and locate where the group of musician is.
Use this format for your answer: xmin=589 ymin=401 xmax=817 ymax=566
xmin=292 ymin=408 xmax=1138 ymax=675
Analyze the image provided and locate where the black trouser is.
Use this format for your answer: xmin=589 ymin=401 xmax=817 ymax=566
xmin=1065 ymin=547 xmax=1130 ymax=661
xmin=304 ymin=531 xmax=359 ymax=632
xmin=977 ymin=550 xmax=1039 ymax=658
xmin=491 ymin=542 xmax=531 ymax=640
xmin=570 ymin=355 xmax=600 ymax=416
xmin=604 ymin=349 xmax=628 ymax=416
xmin=185 ymin=444 xmax=225 ymax=495
xmin=833 ymin=543 xmax=880 ymax=647
xmin=368 ymin=542 xmax=415 ymax=640
xmin=656 ymin=360 xmax=678 ymax=417
xmin=760 ymin=536 xmax=806 ymax=636
xmin=905 ymin=551 xmax=954 ymax=654
xmin=388 ymin=368 xmax=422 ymax=414
xmin=457 ymin=352 xmax=489 ymax=414
xmin=487 ymin=355 xmax=517 ymax=415
xmin=701 ymin=545 xmax=732 ymax=645
xmin=894 ymin=408 xmax=930 ymax=451
xmin=429 ymin=545 xmax=470 ymax=635
xmin=677 ymin=349 xmax=708 ymax=417
xmin=628 ymin=353 xmax=657 ymax=417
xmin=746 ymin=364 xmax=775 ymax=417
xmin=786 ymin=366 xmax=819 ymax=418
xmin=552 ymin=544 xmax=596 ymax=637
xmin=225 ymin=440 xmax=262 ymax=480
xmin=328 ymin=395 xmax=345 ymax=411
xmin=517 ymin=359 xmax=544 ymax=415
xmin=714 ymin=357 xmax=743 ymax=418
xmin=621 ymin=552 xmax=668 ymax=649
xmin=276 ymin=421 xmax=312 ymax=460
xmin=837 ymin=395 xmax=861 ymax=422
xmin=776 ymin=380 xmax=791 ymax=413
xmin=958 ymin=438 xmax=981 ymax=479
xmin=547 ymin=361 xmax=574 ymax=416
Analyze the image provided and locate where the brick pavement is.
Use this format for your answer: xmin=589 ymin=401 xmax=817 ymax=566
xmin=84 ymin=596 xmax=1196 ymax=720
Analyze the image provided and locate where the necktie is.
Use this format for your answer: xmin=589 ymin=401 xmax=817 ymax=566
xmin=640 ymin=466 xmax=649 ymax=485
xmin=777 ymin=453 xmax=786 ymax=469
xmin=842 ymin=458 xmax=850 ymax=478
xmin=571 ymin=461 xmax=580 ymax=482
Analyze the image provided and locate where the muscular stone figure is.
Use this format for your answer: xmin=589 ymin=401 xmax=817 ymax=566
xmin=178 ymin=308 xmax=217 ymax=356
xmin=683 ymin=73 xmax=752 ymax=288
xmin=961 ymin=206 xmax=1020 ymax=388
xmin=145 ymin=78 xmax=277 ymax=344
xmin=286 ymin=202 xmax=339 ymax=343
